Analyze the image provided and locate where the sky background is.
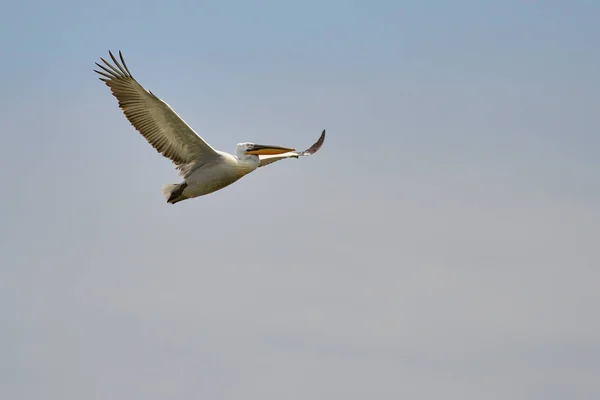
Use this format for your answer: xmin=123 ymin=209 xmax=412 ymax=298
xmin=1 ymin=0 xmax=599 ymax=399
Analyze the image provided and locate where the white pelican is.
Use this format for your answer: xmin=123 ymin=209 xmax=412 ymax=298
xmin=94 ymin=50 xmax=326 ymax=204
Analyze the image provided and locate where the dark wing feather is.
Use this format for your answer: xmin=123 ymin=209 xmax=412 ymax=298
xmin=94 ymin=50 xmax=220 ymax=168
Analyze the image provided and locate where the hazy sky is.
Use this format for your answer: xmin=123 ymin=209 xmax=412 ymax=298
xmin=1 ymin=1 xmax=599 ymax=399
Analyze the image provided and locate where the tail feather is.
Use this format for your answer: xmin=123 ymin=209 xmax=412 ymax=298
xmin=162 ymin=183 xmax=188 ymax=204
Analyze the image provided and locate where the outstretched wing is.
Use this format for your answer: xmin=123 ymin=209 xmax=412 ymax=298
xmin=94 ymin=50 xmax=221 ymax=170
xmin=258 ymin=129 xmax=326 ymax=168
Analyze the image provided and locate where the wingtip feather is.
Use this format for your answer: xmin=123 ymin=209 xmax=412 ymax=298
xmin=302 ymin=129 xmax=326 ymax=155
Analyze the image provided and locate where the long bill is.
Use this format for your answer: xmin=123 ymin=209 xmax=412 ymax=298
xmin=246 ymin=144 xmax=296 ymax=155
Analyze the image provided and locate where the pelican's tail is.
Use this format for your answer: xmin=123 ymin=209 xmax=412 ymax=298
xmin=162 ymin=183 xmax=188 ymax=204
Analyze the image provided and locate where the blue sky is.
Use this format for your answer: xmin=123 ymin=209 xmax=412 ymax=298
xmin=1 ymin=1 xmax=599 ymax=399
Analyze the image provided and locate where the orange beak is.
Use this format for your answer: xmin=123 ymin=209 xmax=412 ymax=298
xmin=246 ymin=144 xmax=296 ymax=155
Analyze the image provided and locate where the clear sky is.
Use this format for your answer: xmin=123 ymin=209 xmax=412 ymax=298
xmin=1 ymin=1 xmax=599 ymax=399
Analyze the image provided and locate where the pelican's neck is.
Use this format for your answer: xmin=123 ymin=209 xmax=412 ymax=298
xmin=237 ymin=153 xmax=260 ymax=167
xmin=228 ymin=152 xmax=260 ymax=176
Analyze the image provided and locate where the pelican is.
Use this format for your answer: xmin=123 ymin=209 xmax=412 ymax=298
xmin=93 ymin=50 xmax=326 ymax=204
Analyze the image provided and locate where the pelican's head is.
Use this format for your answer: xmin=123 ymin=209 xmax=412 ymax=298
xmin=236 ymin=142 xmax=296 ymax=159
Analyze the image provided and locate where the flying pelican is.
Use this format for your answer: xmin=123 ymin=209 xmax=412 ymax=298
xmin=93 ymin=50 xmax=326 ymax=204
